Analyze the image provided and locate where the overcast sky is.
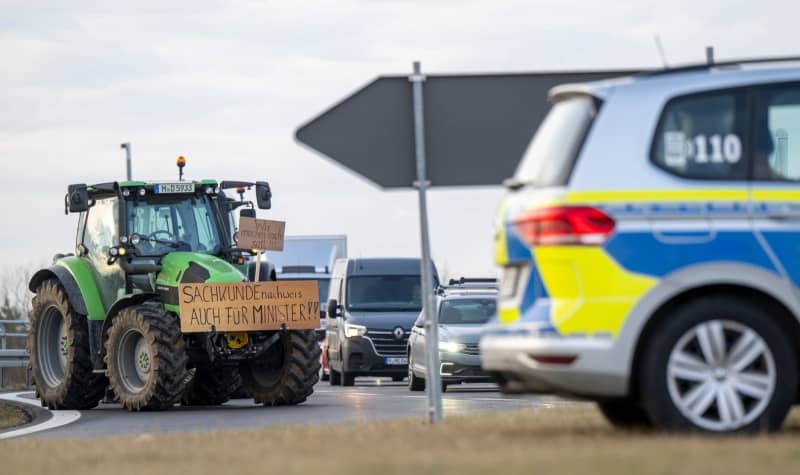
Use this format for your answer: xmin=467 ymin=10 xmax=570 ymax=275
xmin=1 ymin=0 xmax=797 ymax=279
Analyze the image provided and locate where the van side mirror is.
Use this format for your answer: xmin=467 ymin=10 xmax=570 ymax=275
xmin=327 ymin=299 xmax=340 ymax=318
xmin=239 ymin=208 xmax=256 ymax=219
xmin=66 ymin=184 xmax=89 ymax=214
xmin=255 ymin=181 xmax=272 ymax=210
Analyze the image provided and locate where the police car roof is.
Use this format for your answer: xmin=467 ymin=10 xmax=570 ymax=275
xmin=551 ymin=57 xmax=800 ymax=101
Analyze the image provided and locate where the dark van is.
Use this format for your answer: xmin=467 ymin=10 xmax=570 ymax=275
xmin=325 ymin=258 xmax=438 ymax=386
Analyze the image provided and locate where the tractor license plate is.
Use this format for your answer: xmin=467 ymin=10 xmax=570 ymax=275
xmin=384 ymin=357 xmax=408 ymax=365
xmin=154 ymin=182 xmax=195 ymax=194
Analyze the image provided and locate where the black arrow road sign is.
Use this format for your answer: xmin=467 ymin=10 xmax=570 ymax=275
xmin=295 ymin=70 xmax=639 ymax=188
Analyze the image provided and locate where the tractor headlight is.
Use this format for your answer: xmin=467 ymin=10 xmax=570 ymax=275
xmin=439 ymin=341 xmax=465 ymax=353
xmin=138 ymin=188 xmax=146 ymax=197
xmin=119 ymin=235 xmax=128 ymax=244
xmin=344 ymin=322 xmax=367 ymax=338
xmin=130 ymin=234 xmax=142 ymax=246
xmin=122 ymin=188 xmax=131 ymax=197
xmin=108 ymin=247 xmax=119 ymax=257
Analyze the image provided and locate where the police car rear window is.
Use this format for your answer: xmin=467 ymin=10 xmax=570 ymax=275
xmin=754 ymin=84 xmax=800 ymax=181
xmin=651 ymin=90 xmax=749 ymax=180
xmin=513 ymin=95 xmax=599 ymax=187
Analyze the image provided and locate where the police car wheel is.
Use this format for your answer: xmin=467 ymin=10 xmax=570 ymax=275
xmin=596 ymin=399 xmax=652 ymax=428
xmin=639 ymin=295 xmax=796 ymax=433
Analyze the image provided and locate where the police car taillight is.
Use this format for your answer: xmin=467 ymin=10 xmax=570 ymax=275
xmin=513 ymin=206 xmax=615 ymax=246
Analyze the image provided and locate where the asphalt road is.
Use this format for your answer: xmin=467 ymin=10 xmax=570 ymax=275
xmin=25 ymin=378 xmax=575 ymax=438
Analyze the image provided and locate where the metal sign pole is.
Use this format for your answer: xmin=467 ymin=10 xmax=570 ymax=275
xmin=120 ymin=142 xmax=132 ymax=180
xmin=410 ymin=61 xmax=443 ymax=424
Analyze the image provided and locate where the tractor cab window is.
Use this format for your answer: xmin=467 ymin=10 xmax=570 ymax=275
xmin=84 ymin=197 xmax=119 ymax=259
xmin=127 ymin=195 xmax=223 ymax=257
xmin=83 ymin=196 xmax=124 ymax=309
xmin=214 ymin=192 xmax=238 ymax=246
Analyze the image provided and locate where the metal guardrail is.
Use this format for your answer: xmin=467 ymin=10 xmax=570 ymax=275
xmin=0 ymin=320 xmax=30 ymax=388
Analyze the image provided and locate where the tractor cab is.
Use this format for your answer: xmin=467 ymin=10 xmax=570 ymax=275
xmin=65 ymin=179 xmax=271 ymax=302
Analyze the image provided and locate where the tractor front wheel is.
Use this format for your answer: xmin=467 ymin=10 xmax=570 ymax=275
xmin=28 ymin=279 xmax=106 ymax=410
xmin=239 ymin=330 xmax=321 ymax=406
xmin=105 ymin=302 xmax=189 ymax=411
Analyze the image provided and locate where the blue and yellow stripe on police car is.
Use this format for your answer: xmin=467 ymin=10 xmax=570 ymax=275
xmin=495 ymin=188 xmax=790 ymax=338
xmin=494 ymin=197 xmax=511 ymax=266
xmin=532 ymin=246 xmax=657 ymax=337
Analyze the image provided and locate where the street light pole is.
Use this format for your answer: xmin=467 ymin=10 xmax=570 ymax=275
xmin=410 ymin=61 xmax=443 ymax=424
xmin=120 ymin=142 xmax=132 ymax=180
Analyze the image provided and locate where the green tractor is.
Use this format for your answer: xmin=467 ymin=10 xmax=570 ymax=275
xmin=27 ymin=178 xmax=320 ymax=411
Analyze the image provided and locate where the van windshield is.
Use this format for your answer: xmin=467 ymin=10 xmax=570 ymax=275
xmin=346 ymin=276 xmax=422 ymax=312
xmin=514 ymin=95 xmax=598 ymax=187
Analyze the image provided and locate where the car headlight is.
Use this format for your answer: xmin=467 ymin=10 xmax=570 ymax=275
xmin=344 ymin=322 xmax=367 ymax=338
xmin=439 ymin=341 xmax=465 ymax=353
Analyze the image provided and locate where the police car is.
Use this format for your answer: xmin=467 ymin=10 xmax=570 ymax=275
xmin=481 ymin=57 xmax=800 ymax=433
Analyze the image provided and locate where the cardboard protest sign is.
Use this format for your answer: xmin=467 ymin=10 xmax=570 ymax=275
xmin=238 ymin=217 xmax=285 ymax=251
xmin=179 ymin=280 xmax=319 ymax=333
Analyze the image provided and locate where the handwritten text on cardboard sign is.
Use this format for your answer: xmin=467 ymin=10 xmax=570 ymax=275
xmin=237 ymin=217 xmax=285 ymax=251
xmin=179 ymin=280 xmax=319 ymax=333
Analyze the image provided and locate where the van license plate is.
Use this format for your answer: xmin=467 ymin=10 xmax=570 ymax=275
xmin=384 ymin=357 xmax=408 ymax=365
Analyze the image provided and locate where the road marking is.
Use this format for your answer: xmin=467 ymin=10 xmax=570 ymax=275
xmin=400 ymin=395 xmax=521 ymax=402
xmin=315 ymin=390 xmax=383 ymax=396
xmin=451 ymin=397 xmax=523 ymax=402
xmin=0 ymin=392 xmax=81 ymax=440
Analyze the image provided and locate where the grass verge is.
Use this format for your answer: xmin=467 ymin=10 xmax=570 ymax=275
xmin=0 ymin=401 xmax=30 ymax=431
xmin=3 ymin=406 xmax=800 ymax=475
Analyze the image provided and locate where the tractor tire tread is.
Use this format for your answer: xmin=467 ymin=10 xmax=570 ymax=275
xmin=182 ymin=366 xmax=243 ymax=406
xmin=105 ymin=302 xmax=189 ymax=411
xmin=241 ymin=330 xmax=320 ymax=406
xmin=28 ymin=279 xmax=106 ymax=410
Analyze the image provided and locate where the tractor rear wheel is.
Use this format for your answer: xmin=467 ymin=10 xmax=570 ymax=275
xmin=105 ymin=302 xmax=189 ymax=411
xmin=28 ymin=279 xmax=106 ymax=410
xmin=182 ymin=365 xmax=242 ymax=406
xmin=239 ymin=330 xmax=321 ymax=406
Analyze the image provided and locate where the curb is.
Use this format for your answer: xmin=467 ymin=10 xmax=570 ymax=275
xmin=0 ymin=392 xmax=81 ymax=440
